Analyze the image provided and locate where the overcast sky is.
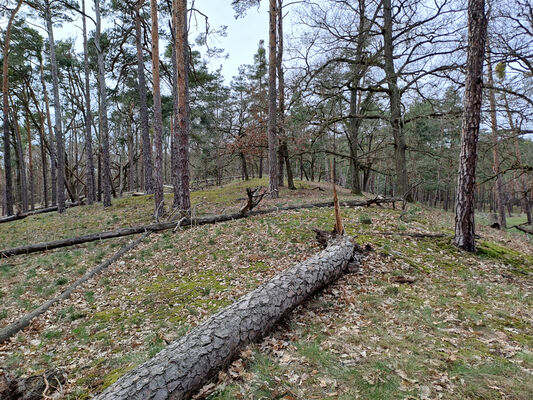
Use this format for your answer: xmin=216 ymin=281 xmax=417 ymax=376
xmin=190 ymin=0 xmax=269 ymax=81
xmin=48 ymin=0 xmax=270 ymax=84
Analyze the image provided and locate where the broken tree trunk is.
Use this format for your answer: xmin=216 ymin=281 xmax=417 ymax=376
xmin=239 ymin=187 xmax=267 ymax=214
xmin=0 ymin=197 xmax=400 ymax=258
xmin=0 ymin=233 xmax=148 ymax=344
xmin=94 ymin=236 xmax=358 ymax=400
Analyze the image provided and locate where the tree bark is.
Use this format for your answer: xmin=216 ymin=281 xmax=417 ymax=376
xmin=23 ymin=88 xmax=34 ymax=211
xmin=170 ymin=41 xmax=180 ymax=208
xmin=151 ymin=0 xmax=165 ymax=218
xmin=173 ymin=0 xmax=191 ymax=211
xmin=268 ymin=0 xmax=279 ymax=198
xmin=11 ymin=104 xmax=28 ymax=212
xmin=382 ymin=0 xmax=411 ymax=201
xmin=94 ymin=236 xmax=358 ymax=400
xmin=135 ymin=3 xmax=154 ymax=194
xmin=44 ymin=0 xmax=66 ymax=213
xmin=453 ymin=0 xmax=487 ymax=252
xmin=276 ymin=0 xmax=295 ymax=191
xmin=94 ymin=0 xmax=112 ymax=208
xmin=2 ymin=0 xmax=24 ymax=216
xmin=39 ymin=58 xmax=57 ymax=207
xmin=82 ymin=0 xmax=96 ymax=205
xmin=128 ymin=104 xmax=135 ymax=191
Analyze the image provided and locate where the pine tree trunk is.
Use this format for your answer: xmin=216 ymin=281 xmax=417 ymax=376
xmin=44 ymin=0 xmax=66 ymax=213
xmin=268 ymin=0 xmax=279 ymax=198
xmin=171 ymin=42 xmax=180 ymax=208
xmin=82 ymin=0 xmax=96 ymax=204
xmin=39 ymin=58 xmax=57 ymax=207
xmin=173 ymin=0 xmax=191 ymax=211
xmin=39 ymin=119 xmax=48 ymax=207
xmin=151 ymin=0 xmax=164 ymax=217
xmin=24 ymin=93 xmax=34 ymax=211
xmin=94 ymin=237 xmax=358 ymax=400
xmin=1 ymin=0 xmax=22 ymax=216
xmin=12 ymin=106 xmax=28 ymax=212
xmin=135 ymin=4 xmax=154 ymax=194
xmin=454 ymin=0 xmax=487 ymax=252
xmin=94 ymin=0 xmax=112 ymax=208
xmin=128 ymin=104 xmax=135 ymax=191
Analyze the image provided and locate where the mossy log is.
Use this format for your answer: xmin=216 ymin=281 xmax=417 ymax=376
xmin=0 ymin=197 xmax=399 ymax=259
xmin=94 ymin=236 xmax=359 ymax=400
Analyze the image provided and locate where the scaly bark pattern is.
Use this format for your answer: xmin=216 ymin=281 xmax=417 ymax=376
xmin=454 ymin=0 xmax=487 ymax=252
xmin=95 ymin=237 xmax=357 ymax=400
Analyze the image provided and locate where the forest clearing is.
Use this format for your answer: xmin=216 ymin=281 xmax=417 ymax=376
xmin=1 ymin=0 xmax=533 ymax=398
xmin=0 ymin=179 xmax=532 ymax=399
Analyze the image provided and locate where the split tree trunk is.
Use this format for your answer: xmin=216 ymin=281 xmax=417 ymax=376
xmin=95 ymin=236 xmax=358 ymax=400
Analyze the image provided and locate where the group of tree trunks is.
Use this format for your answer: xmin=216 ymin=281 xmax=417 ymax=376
xmin=0 ymin=197 xmax=400 ymax=258
xmin=94 ymin=236 xmax=359 ymax=399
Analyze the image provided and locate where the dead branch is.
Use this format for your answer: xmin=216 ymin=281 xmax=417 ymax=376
xmin=239 ymin=187 xmax=267 ymax=214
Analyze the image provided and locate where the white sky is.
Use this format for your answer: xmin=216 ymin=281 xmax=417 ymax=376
xmin=190 ymin=0 xmax=269 ymax=80
xmin=48 ymin=0 xmax=270 ymax=83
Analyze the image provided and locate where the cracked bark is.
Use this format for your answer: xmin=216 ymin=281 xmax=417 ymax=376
xmin=94 ymin=236 xmax=359 ymax=400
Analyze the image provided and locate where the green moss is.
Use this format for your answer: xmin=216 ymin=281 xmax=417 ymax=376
xmin=477 ymin=240 xmax=533 ymax=273
xmin=93 ymin=308 xmax=124 ymax=322
xmin=102 ymin=367 xmax=131 ymax=390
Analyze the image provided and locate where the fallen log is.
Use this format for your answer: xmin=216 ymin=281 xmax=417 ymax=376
xmin=94 ymin=236 xmax=359 ymax=400
xmin=515 ymin=223 xmax=533 ymax=235
xmin=0 ymin=233 xmax=149 ymax=344
xmin=0 ymin=202 xmax=80 ymax=224
xmin=0 ymin=197 xmax=400 ymax=259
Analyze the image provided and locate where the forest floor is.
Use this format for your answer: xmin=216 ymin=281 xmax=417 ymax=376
xmin=0 ymin=178 xmax=532 ymax=399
